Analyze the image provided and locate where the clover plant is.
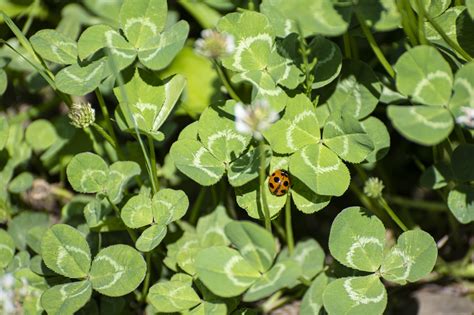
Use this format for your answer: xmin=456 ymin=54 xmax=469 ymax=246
xmin=1 ymin=0 xmax=473 ymax=314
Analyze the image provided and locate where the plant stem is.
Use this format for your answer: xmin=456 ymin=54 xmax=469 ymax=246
xmin=355 ymin=12 xmax=395 ymax=78
xmin=92 ymin=123 xmax=117 ymax=149
xmin=51 ymin=186 xmax=74 ymax=201
xmin=147 ymin=135 xmax=159 ymax=193
xmin=386 ymin=195 xmax=447 ymax=212
xmin=397 ymin=0 xmax=418 ymax=46
xmin=106 ymin=196 xmax=138 ymax=243
xmin=297 ymin=23 xmax=314 ymax=97
xmin=141 ymin=253 xmax=152 ymax=303
xmin=95 ymin=89 xmax=119 ymax=143
xmin=189 ymin=187 xmax=206 ymax=225
xmin=415 ymin=0 xmax=428 ymax=45
xmin=377 ymin=197 xmax=408 ymax=231
xmin=454 ymin=125 xmax=466 ymax=144
xmin=343 ymin=32 xmax=352 ymax=58
xmin=402 ymin=0 xmax=420 ymax=44
xmin=272 ymin=219 xmax=287 ymax=242
xmin=285 ymin=192 xmax=294 ymax=255
xmin=420 ymin=4 xmax=473 ymax=61
xmin=213 ymin=60 xmax=242 ymax=102
xmin=349 ymin=182 xmax=384 ymax=219
xmin=259 ymin=141 xmax=272 ymax=232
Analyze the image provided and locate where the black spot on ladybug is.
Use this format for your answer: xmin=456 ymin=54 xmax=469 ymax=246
xmin=280 ymin=189 xmax=287 ymax=194
xmin=274 ymin=176 xmax=280 ymax=183
xmin=269 ymin=183 xmax=274 ymax=189
xmin=283 ymin=181 xmax=289 ymax=187
xmin=271 ymin=172 xmax=276 ymax=177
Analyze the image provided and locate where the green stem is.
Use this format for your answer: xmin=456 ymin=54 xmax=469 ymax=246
xmin=349 ymin=182 xmax=384 ymax=219
xmin=386 ymin=195 xmax=447 ymax=212
xmin=213 ymin=60 xmax=242 ymax=102
xmin=377 ymin=197 xmax=408 ymax=231
xmin=141 ymin=253 xmax=152 ymax=302
xmin=272 ymin=219 xmax=287 ymax=242
xmin=454 ymin=125 xmax=466 ymax=144
xmin=343 ymin=32 xmax=352 ymax=58
xmin=420 ymin=4 xmax=473 ymax=61
xmin=297 ymin=23 xmax=314 ymax=97
xmin=147 ymin=135 xmax=159 ymax=193
xmin=106 ymin=196 xmax=138 ymax=243
xmin=189 ymin=187 xmax=206 ymax=225
xmin=259 ymin=141 xmax=272 ymax=232
xmin=402 ymin=0 xmax=420 ymax=43
xmin=355 ymin=12 xmax=395 ymax=78
xmin=92 ymin=123 xmax=117 ymax=149
xmin=415 ymin=0 xmax=428 ymax=45
xmin=50 ymin=186 xmax=74 ymax=201
xmin=397 ymin=0 xmax=418 ymax=46
xmin=285 ymin=192 xmax=294 ymax=255
xmin=95 ymin=89 xmax=119 ymax=143
xmin=84 ymin=126 xmax=105 ymax=156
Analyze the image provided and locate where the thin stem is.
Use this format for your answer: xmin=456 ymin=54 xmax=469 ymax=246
xmin=285 ymin=192 xmax=294 ymax=255
xmin=50 ymin=186 xmax=74 ymax=201
xmin=95 ymin=89 xmax=119 ymax=144
xmin=402 ymin=0 xmax=420 ymax=43
xmin=378 ymin=197 xmax=409 ymax=232
xmin=454 ymin=125 xmax=466 ymax=144
xmin=343 ymin=32 xmax=352 ymax=58
xmin=349 ymin=182 xmax=384 ymax=219
xmin=106 ymin=196 xmax=138 ymax=243
xmin=386 ymin=195 xmax=448 ymax=212
xmin=420 ymin=4 xmax=473 ymax=61
xmin=189 ymin=187 xmax=206 ymax=225
xmin=92 ymin=123 xmax=117 ymax=149
xmin=141 ymin=253 xmax=152 ymax=302
xmin=147 ymin=135 xmax=159 ymax=193
xmin=397 ymin=0 xmax=418 ymax=46
xmin=355 ymin=12 xmax=395 ymax=78
xmin=297 ymin=23 xmax=314 ymax=97
xmin=259 ymin=141 xmax=272 ymax=232
xmin=272 ymin=219 xmax=287 ymax=242
xmin=415 ymin=0 xmax=428 ymax=45
xmin=213 ymin=60 xmax=242 ymax=102
xmin=84 ymin=127 xmax=105 ymax=156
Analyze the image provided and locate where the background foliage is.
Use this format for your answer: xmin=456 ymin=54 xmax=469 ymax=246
xmin=0 ymin=0 xmax=473 ymax=314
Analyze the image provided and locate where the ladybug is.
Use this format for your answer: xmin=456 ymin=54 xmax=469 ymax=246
xmin=268 ymin=169 xmax=291 ymax=196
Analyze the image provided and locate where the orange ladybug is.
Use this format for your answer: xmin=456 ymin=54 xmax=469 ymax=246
xmin=268 ymin=169 xmax=290 ymax=196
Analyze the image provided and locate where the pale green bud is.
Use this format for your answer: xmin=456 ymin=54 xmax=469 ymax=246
xmin=68 ymin=102 xmax=95 ymax=128
xmin=364 ymin=177 xmax=385 ymax=199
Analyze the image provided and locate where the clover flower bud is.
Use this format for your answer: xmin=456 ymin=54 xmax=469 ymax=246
xmin=68 ymin=102 xmax=95 ymax=129
xmin=235 ymin=99 xmax=279 ymax=140
xmin=455 ymin=107 xmax=474 ymax=129
xmin=364 ymin=177 xmax=385 ymax=199
xmin=195 ymin=29 xmax=235 ymax=59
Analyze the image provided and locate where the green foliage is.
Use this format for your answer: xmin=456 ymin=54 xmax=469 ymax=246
xmin=324 ymin=207 xmax=437 ymax=314
xmin=1 ymin=0 xmax=468 ymax=313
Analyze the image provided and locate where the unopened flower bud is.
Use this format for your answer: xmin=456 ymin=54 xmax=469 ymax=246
xmin=364 ymin=177 xmax=385 ymax=199
xmin=68 ymin=102 xmax=95 ymax=129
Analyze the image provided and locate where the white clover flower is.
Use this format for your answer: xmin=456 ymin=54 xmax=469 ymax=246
xmin=235 ymin=99 xmax=279 ymax=140
xmin=455 ymin=107 xmax=474 ymax=129
xmin=0 ymin=274 xmax=14 ymax=290
xmin=0 ymin=273 xmax=16 ymax=314
xmin=68 ymin=102 xmax=95 ymax=129
xmin=194 ymin=29 xmax=235 ymax=59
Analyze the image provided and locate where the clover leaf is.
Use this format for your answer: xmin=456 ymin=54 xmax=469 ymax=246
xmin=171 ymin=101 xmax=252 ymax=186
xmin=324 ymin=206 xmax=438 ymax=314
